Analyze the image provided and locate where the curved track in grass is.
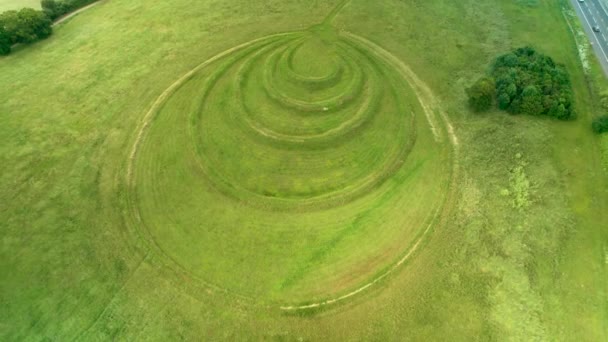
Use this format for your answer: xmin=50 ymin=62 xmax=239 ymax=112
xmin=125 ymin=19 xmax=459 ymax=310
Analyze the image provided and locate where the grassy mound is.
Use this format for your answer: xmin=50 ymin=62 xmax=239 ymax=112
xmin=128 ymin=23 xmax=454 ymax=304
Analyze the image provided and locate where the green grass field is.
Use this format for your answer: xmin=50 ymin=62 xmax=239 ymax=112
xmin=1 ymin=0 xmax=607 ymax=340
xmin=0 ymin=0 xmax=38 ymax=11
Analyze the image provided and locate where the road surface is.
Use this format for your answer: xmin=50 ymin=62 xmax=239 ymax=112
xmin=571 ymin=0 xmax=608 ymax=77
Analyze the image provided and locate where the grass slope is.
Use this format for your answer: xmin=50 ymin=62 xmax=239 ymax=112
xmin=0 ymin=0 xmax=39 ymax=11
xmin=0 ymin=0 xmax=606 ymax=340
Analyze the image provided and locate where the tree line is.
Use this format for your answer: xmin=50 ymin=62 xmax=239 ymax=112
xmin=41 ymin=0 xmax=97 ymax=21
xmin=0 ymin=0 xmax=97 ymax=56
xmin=466 ymin=47 xmax=575 ymax=120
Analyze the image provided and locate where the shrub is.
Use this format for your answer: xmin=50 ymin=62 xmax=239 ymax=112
xmin=592 ymin=115 xmax=608 ymax=134
xmin=466 ymin=77 xmax=495 ymax=112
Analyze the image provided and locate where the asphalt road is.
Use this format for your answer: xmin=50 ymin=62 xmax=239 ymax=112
xmin=571 ymin=0 xmax=608 ymax=76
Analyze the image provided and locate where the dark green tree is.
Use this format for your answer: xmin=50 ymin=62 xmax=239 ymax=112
xmin=0 ymin=10 xmax=19 ymax=44
xmin=0 ymin=26 xmax=10 ymax=55
xmin=20 ymin=8 xmax=52 ymax=41
xmin=519 ymin=85 xmax=544 ymax=115
xmin=555 ymin=104 xmax=568 ymax=120
xmin=41 ymin=0 xmax=59 ymax=19
xmin=0 ymin=8 xmax=52 ymax=44
xmin=497 ymin=92 xmax=511 ymax=110
xmin=466 ymin=77 xmax=495 ymax=112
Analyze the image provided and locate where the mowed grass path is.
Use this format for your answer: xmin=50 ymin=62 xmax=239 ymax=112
xmin=0 ymin=0 xmax=606 ymax=340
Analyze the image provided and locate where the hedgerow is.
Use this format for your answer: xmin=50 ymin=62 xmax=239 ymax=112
xmin=0 ymin=0 xmax=98 ymax=56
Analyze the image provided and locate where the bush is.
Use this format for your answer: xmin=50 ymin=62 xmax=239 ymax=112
xmin=592 ymin=115 xmax=608 ymax=134
xmin=466 ymin=77 xmax=495 ymax=112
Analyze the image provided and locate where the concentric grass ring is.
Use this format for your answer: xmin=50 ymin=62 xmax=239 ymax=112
xmin=234 ymin=42 xmax=381 ymax=148
xmin=125 ymin=26 xmax=457 ymax=309
xmin=279 ymin=38 xmax=345 ymax=89
xmin=263 ymin=42 xmax=365 ymax=113
xmin=187 ymin=33 xmax=416 ymax=207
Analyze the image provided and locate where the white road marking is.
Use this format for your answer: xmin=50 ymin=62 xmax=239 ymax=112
xmin=591 ymin=0 xmax=608 ymax=27
xmin=597 ymin=0 xmax=608 ymax=14
xmin=577 ymin=1 xmax=608 ymax=61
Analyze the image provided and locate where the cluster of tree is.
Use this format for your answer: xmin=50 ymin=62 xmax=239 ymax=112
xmin=467 ymin=47 xmax=575 ymax=120
xmin=41 ymin=0 xmax=97 ymax=21
xmin=592 ymin=115 xmax=608 ymax=134
xmin=0 ymin=8 xmax=52 ymax=55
